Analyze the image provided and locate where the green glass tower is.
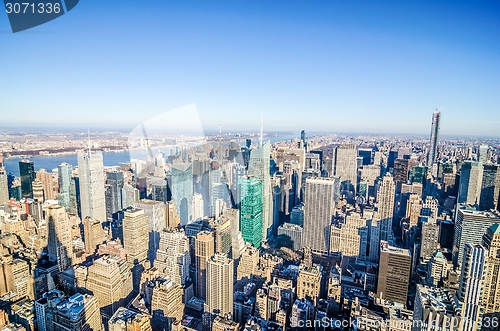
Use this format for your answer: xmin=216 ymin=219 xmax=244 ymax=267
xmin=239 ymin=175 xmax=263 ymax=248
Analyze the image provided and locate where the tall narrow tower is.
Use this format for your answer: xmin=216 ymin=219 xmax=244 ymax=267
xmin=78 ymin=150 xmax=106 ymax=223
xmin=427 ymin=111 xmax=441 ymax=167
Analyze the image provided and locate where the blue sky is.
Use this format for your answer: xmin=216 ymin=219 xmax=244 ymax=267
xmin=1 ymin=0 xmax=499 ymax=136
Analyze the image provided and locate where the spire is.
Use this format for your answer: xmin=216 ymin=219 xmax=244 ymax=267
xmin=260 ymin=111 xmax=263 ymax=147
xmin=87 ymin=128 xmax=91 ymax=154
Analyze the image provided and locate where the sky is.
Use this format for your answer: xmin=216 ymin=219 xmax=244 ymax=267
xmin=0 ymin=0 xmax=499 ymax=136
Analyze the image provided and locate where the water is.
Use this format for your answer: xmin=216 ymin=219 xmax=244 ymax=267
xmin=3 ymin=133 xmax=298 ymax=176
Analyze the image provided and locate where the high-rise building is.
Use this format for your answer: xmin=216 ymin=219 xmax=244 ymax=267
xmin=83 ymin=216 xmax=106 ymax=255
xmin=456 ymin=244 xmax=487 ymax=331
xmin=457 ymin=161 xmax=483 ymax=205
xmin=238 ymin=176 xmax=263 ymax=248
xmin=133 ymin=199 xmax=165 ymax=264
xmin=296 ymin=264 xmax=322 ymax=305
xmin=47 ymin=205 xmax=72 ymax=272
xmin=206 ymin=253 xmax=234 ymax=318
xmin=0 ymin=156 xmax=8 ymax=205
xmin=479 ymin=164 xmax=500 ymax=211
xmin=121 ymin=183 xmax=139 ymax=208
xmin=329 ymin=212 xmax=366 ymax=258
xmin=155 ymin=228 xmax=191 ymax=287
xmin=376 ymin=173 xmax=395 ymax=242
xmin=332 ymin=144 xmax=357 ymax=193
xmin=302 ymin=177 xmax=335 ymax=254
xmin=237 ymin=244 xmax=259 ymax=281
xmin=151 ymin=277 xmax=184 ymax=327
xmin=170 ymin=163 xmax=193 ymax=225
xmin=478 ymin=144 xmax=489 ymax=164
xmin=426 ymin=111 xmax=440 ymax=167
xmin=123 ymin=208 xmax=149 ymax=265
xmin=83 ymin=255 xmax=133 ymax=317
xmin=77 ymin=150 xmax=106 ymax=223
xmin=376 ymin=241 xmax=411 ymax=306
xmin=453 ymin=205 xmax=500 ymax=267
xmin=3 ymin=258 xmax=32 ymax=301
xmin=32 ymin=180 xmax=44 ymax=202
xmin=36 ymin=169 xmax=57 ymax=201
xmin=58 ymin=163 xmax=73 ymax=210
xmin=105 ymin=170 xmax=124 ymax=220
xmin=393 ymin=159 xmax=409 ymax=186
xmin=413 ymin=285 xmax=461 ymax=331
xmin=108 ymin=307 xmax=152 ymax=331
xmin=19 ymin=160 xmax=35 ymax=199
xmin=247 ymin=141 xmax=273 ymax=242
xmin=195 ymin=231 xmax=214 ymax=300
xmin=51 ymin=293 xmax=103 ymax=331
xmin=481 ymin=223 xmax=500 ymax=317
xmin=277 ymin=223 xmax=302 ymax=251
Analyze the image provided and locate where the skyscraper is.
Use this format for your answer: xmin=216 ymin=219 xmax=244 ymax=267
xmin=77 ymin=150 xmax=106 ymax=223
xmin=376 ymin=241 xmax=411 ymax=306
xmin=19 ymin=160 xmax=35 ymax=199
xmin=83 ymin=216 xmax=106 ymax=255
xmin=332 ymin=144 xmax=357 ymax=193
xmin=36 ymin=169 xmax=56 ymax=201
xmin=58 ymin=162 xmax=73 ymax=210
xmin=303 ymin=177 xmax=335 ymax=254
xmin=247 ymin=141 xmax=273 ymax=242
xmin=195 ymin=231 xmax=214 ymax=300
xmin=238 ymin=176 xmax=263 ymax=248
xmin=206 ymin=253 xmax=234 ymax=318
xmin=0 ymin=155 xmax=8 ymax=205
xmin=456 ymin=244 xmax=487 ymax=331
xmin=47 ymin=204 xmax=72 ymax=272
xmin=376 ymin=173 xmax=395 ymax=242
xmin=426 ymin=111 xmax=440 ymax=167
xmin=154 ymin=228 xmax=191 ymax=287
xmin=479 ymin=164 xmax=500 ymax=211
xmin=457 ymin=161 xmax=483 ymax=205
xmin=170 ymin=163 xmax=193 ymax=225
xmin=453 ymin=205 xmax=500 ymax=267
xmin=123 ymin=208 xmax=149 ymax=265
xmin=105 ymin=170 xmax=124 ymax=220
xmin=133 ymin=199 xmax=165 ymax=263
xmin=481 ymin=223 xmax=500 ymax=318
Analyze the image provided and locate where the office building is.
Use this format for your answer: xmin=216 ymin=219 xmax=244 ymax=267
xmin=296 ymin=264 xmax=322 ymax=304
xmin=238 ymin=176 xmax=263 ymax=248
xmin=376 ymin=173 xmax=396 ymax=242
xmin=479 ymin=164 xmax=500 ymax=211
xmin=105 ymin=170 xmax=124 ymax=220
xmin=302 ymin=177 xmax=335 ymax=254
xmin=50 ymin=293 xmax=103 ymax=331
xmin=237 ymin=245 xmax=259 ymax=281
xmin=151 ymin=277 xmax=184 ymax=326
xmin=206 ymin=253 xmax=234 ymax=318
xmin=481 ymin=223 xmax=500 ymax=317
xmin=121 ymin=183 xmax=139 ymax=209
xmin=0 ymin=156 xmax=8 ymax=205
xmin=108 ymin=307 xmax=152 ymax=331
xmin=413 ymin=285 xmax=461 ymax=331
xmin=155 ymin=228 xmax=191 ymax=287
xmin=83 ymin=216 xmax=106 ymax=255
xmin=247 ymin=141 xmax=273 ymax=242
xmin=195 ymin=231 xmax=214 ymax=300
xmin=329 ymin=212 xmax=366 ymax=258
xmin=457 ymin=161 xmax=483 ymax=205
xmin=170 ymin=163 xmax=193 ymax=225
xmin=78 ymin=150 xmax=106 ymax=223
xmin=123 ymin=208 xmax=149 ymax=265
xmin=426 ymin=111 xmax=440 ymax=166
xmin=19 ymin=160 xmax=35 ymax=199
xmin=277 ymin=223 xmax=302 ymax=251
xmin=453 ymin=205 xmax=500 ymax=267
xmin=35 ymin=169 xmax=56 ymax=201
xmin=47 ymin=204 xmax=72 ymax=272
xmin=376 ymin=241 xmax=411 ymax=306
xmin=133 ymin=199 xmax=165 ymax=263
xmin=212 ymin=316 xmax=239 ymax=331
xmin=82 ymin=255 xmax=133 ymax=317
xmin=332 ymin=143 xmax=357 ymax=193
xmin=3 ymin=258 xmax=32 ymax=301
xmin=456 ymin=244 xmax=487 ymax=331
xmin=32 ymin=180 xmax=44 ymax=202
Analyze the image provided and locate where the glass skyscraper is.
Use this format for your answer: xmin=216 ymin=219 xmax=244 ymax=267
xmin=238 ymin=175 xmax=263 ymax=248
xmin=19 ymin=159 xmax=35 ymax=199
